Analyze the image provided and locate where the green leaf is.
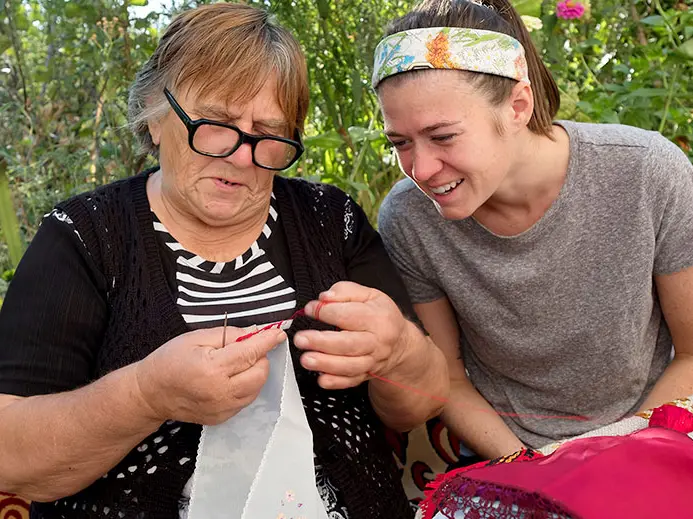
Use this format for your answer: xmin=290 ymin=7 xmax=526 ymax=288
xmin=0 ymin=35 xmax=11 ymax=56
xmin=603 ymin=83 xmax=626 ymax=92
xmin=542 ymin=13 xmax=557 ymax=33
xmin=0 ymin=162 xmax=25 ymax=267
xmin=345 ymin=179 xmax=369 ymax=192
xmin=64 ymin=2 xmax=83 ymax=18
xmin=601 ymin=110 xmax=620 ymax=124
xmin=640 ymin=15 xmax=665 ymax=26
xmin=348 ymin=126 xmax=382 ymax=143
xmin=686 ymin=26 xmax=693 ymax=40
xmin=304 ymin=131 xmax=344 ymax=149
xmin=316 ymin=0 xmax=330 ymax=19
xmin=576 ymin=100 xmax=593 ymax=112
xmin=350 ymin=69 xmax=362 ymax=114
xmin=129 ymin=0 xmax=149 ymax=6
xmin=512 ymin=0 xmax=541 ymax=17
xmin=623 ymin=88 xmax=669 ymax=99
xmin=13 ymin=9 xmax=30 ymax=30
xmin=676 ymin=38 xmax=693 ymax=61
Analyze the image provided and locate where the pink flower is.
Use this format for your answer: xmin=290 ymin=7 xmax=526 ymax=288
xmin=556 ymin=0 xmax=585 ymax=19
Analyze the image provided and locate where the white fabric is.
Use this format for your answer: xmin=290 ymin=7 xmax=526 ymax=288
xmin=538 ymin=415 xmax=649 ymax=455
xmin=187 ymin=338 xmax=329 ymax=519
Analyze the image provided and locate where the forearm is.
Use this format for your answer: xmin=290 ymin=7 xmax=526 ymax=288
xmin=369 ymin=321 xmax=449 ymax=431
xmin=442 ymin=379 xmax=525 ymax=460
xmin=0 ymin=363 xmax=162 ymax=501
xmin=638 ymin=353 xmax=693 ymax=412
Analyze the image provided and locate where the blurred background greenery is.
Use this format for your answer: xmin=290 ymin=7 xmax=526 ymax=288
xmin=0 ymin=0 xmax=692 ymax=305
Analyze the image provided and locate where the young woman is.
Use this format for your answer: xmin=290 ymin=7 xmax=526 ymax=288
xmin=373 ymin=0 xmax=693 ymax=483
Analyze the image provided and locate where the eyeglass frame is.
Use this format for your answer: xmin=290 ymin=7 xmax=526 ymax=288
xmin=163 ymin=87 xmax=304 ymax=171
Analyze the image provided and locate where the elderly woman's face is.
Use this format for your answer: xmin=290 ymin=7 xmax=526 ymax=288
xmin=149 ymin=80 xmax=288 ymax=227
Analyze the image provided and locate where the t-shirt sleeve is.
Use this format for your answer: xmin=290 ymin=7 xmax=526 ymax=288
xmin=650 ymin=137 xmax=693 ymax=275
xmin=377 ymin=188 xmax=445 ymax=304
xmin=0 ymin=211 xmax=108 ymax=396
xmin=341 ymin=196 xmax=418 ymax=323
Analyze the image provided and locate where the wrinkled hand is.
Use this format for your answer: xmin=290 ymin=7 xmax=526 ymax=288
xmin=135 ymin=326 xmax=286 ymax=425
xmin=293 ymin=281 xmax=413 ymax=390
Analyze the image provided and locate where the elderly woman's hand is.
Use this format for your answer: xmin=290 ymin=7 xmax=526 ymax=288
xmin=293 ymin=281 xmax=417 ymax=390
xmin=134 ymin=327 xmax=286 ymax=425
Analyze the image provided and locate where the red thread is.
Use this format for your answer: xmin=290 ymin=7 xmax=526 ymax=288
xmin=314 ymin=300 xmax=327 ymax=322
xmin=232 ymin=303 xmax=590 ymax=423
xmin=234 ymin=308 xmax=307 ymax=342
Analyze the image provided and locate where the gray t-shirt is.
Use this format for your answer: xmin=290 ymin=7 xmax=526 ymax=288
xmin=378 ymin=121 xmax=693 ymax=448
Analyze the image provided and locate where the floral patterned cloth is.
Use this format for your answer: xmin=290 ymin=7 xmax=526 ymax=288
xmin=418 ymin=396 xmax=693 ymax=519
xmin=387 ymin=416 xmax=482 ymax=507
xmin=0 ymin=492 xmax=29 ymax=519
xmin=539 ymin=394 xmax=693 ymax=455
xmin=371 ymin=27 xmax=529 ymax=88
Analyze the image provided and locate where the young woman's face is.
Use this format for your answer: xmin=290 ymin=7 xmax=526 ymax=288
xmin=378 ymin=71 xmax=517 ymax=220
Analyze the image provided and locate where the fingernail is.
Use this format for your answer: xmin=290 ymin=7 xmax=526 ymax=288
xmin=276 ymin=330 xmax=287 ymax=341
xmin=302 ymin=355 xmax=317 ymax=368
xmin=293 ymin=334 xmax=308 ymax=348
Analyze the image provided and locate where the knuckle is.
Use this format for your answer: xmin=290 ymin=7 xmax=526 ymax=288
xmin=238 ymin=345 xmax=260 ymax=368
xmin=332 ymin=281 xmax=349 ymax=292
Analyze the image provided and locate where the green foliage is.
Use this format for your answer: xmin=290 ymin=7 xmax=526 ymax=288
xmin=539 ymin=0 xmax=693 ymax=142
xmin=250 ymin=0 xmax=412 ymax=219
xmin=0 ymin=158 xmax=24 ymax=267
xmin=0 ymin=268 xmax=12 ymax=308
xmin=0 ymin=0 xmax=691 ymax=274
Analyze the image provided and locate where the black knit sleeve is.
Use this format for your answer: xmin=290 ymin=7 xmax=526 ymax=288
xmin=0 ymin=212 xmax=108 ymax=396
xmin=341 ymin=196 xmax=418 ymax=323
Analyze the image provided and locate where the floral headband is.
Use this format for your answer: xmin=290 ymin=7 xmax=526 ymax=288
xmin=371 ymin=27 xmax=530 ymax=89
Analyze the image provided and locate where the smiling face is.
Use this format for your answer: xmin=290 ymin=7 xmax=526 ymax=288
xmin=378 ymin=71 xmax=527 ymax=220
xmin=148 ymin=79 xmax=288 ymax=228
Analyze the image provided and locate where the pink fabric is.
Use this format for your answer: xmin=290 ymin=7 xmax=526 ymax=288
xmin=649 ymin=404 xmax=693 ymax=433
xmin=425 ymin=427 xmax=693 ymax=518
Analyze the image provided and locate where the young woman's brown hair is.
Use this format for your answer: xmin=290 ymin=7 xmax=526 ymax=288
xmin=383 ymin=0 xmax=560 ymax=136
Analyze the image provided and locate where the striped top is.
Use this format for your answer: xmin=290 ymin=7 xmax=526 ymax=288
xmin=153 ymin=193 xmax=298 ymax=331
xmin=151 ymin=195 xmax=350 ymax=519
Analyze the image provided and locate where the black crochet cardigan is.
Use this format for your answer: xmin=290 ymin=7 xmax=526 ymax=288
xmin=31 ymin=171 xmax=413 ymax=519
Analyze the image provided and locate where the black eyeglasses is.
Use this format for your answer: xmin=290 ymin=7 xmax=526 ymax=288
xmin=163 ymin=88 xmax=304 ymax=171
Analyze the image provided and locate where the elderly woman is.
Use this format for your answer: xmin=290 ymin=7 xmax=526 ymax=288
xmin=0 ymin=4 xmax=448 ymax=519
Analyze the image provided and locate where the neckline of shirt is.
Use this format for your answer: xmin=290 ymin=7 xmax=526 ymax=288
xmin=152 ymin=193 xmax=279 ymax=274
xmin=469 ymin=120 xmax=579 ymax=243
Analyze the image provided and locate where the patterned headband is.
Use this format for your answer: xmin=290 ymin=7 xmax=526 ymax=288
xmin=372 ymin=27 xmax=530 ymax=89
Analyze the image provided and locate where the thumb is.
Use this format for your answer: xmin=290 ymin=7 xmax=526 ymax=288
xmin=317 ymin=281 xmax=379 ymax=304
xmin=217 ymin=328 xmax=287 ymax=374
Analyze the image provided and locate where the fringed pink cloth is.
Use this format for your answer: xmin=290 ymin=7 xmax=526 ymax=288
xmin=421 ymin=404 xmax=693 ymax=519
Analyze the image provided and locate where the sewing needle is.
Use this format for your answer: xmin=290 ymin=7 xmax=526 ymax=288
xmin=222 ymin=311 xmax=228 ymax=347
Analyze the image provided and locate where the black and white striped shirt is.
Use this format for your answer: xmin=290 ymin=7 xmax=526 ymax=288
xmin=154 ymin=194 xmax=298 ymax=331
